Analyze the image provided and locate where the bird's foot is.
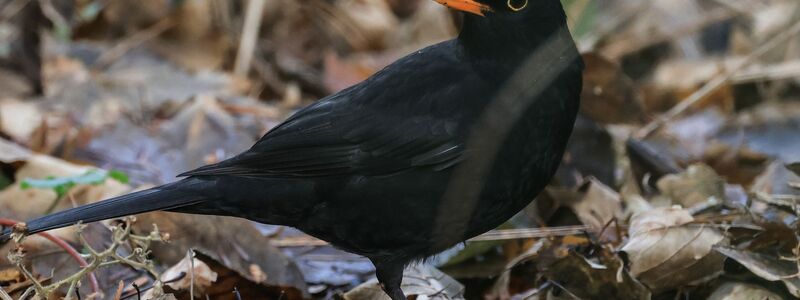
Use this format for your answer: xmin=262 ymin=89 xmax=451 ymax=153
xmin=373 ymin=260 xmax=407 ymax=300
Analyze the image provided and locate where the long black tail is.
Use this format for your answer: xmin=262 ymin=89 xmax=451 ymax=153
xmin=1 ymin=178 xmax=209 ymax=243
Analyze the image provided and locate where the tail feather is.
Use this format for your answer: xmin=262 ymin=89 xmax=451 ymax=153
xmin=1 ymin=178 xmax=208 ymax=243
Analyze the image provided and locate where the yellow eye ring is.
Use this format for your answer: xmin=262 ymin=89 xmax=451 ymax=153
xmin=507 ymin=0 xmax=528 ymax=11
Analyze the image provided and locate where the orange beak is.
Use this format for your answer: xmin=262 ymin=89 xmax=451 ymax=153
xmin=434 ymin=0 xmax=492 ymax=16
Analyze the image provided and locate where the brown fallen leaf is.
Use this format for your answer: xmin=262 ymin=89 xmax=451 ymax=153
xmin=344 ymin=264 xmax=464 ymax=300
xmin=0 ymin=154 xmax=130 ymax=222
xmin=0 ymin=100 xmax=42 ymax=142
xmin=570 ymin=179 xmax=622 ymax=234
xmin=174 ymin=251 xmax=304 ymax=300
xmin=657 ymin=164 xmax=725 ymax=210
xmin=161 ymin=253 xmax=218 ymax=294
xmin=715 ymin=246 xmax=800 ymax=298
xmin=132 ymin=213 xmax=308 ymax=296
xmin=334 ymin=0 xmax=399 ymax=50
xmin=0 ymin=137 xmax=31 ymax=163
xmin=0 ymin=69 xmax=33 ymax=98
xmin=786 ymin=162 xmax=800 ymax=177
xmin=627 ymin=206 xmax=693 ymax=236
xmin=544 ymin=251 xmax=651 ymax=300
xmin=0 ymin=268 xmax=22 ymax=284
xmin=579 ymin=53 xmax=645 ymax=124
xmin=621 ymin=207 xmax=726 ymax=291
xmin=701 ymin=141 xmax=769 ymax=186
xmin=749 ymin=162 xmax=800 ymax=223
xmin=707 ymin=282 xmax=787 ymax=300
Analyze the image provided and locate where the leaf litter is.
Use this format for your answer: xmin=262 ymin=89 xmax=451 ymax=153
xmin=1 ymin=0 xmax=800 ymax=299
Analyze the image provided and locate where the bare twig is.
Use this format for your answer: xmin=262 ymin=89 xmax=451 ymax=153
xmin=0 ymin=285 xmax=13 ymax=300
xmin=636 ymin=20 xmax=800 ymax=139
xmin=93 ymin=18 xmax=176 ymax=69
xmin=0 ymin=218 xmax=100 ymax=294
xmin=113 ymin=281 xmax=125 ymax=300
xmin=5 ymin=218 xmax=166 ymax=299
xmin=37 ymin=0 xmax=69 ymax=34
xmin=469 ymin=226 xmax=591 ymax=242
xmin=0 ymin=0 xmax=30 ymax=19
xmin=602 ymin=6 xmax=740 ymax=60
xmin=272 ymin=225 xmax=593 ymax=247
xmin=188 ymin=249 xmax=195 ymax=300
xmin=732 ymin=60 xmax=800 ymax=83
xmin=234 ymin=0 xmax=266 ymax=76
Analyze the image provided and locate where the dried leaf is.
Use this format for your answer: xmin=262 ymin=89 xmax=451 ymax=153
xmin=0 ymin=155 xmax=130 ymax=221
xmin=715 ymin=102 xmax=800 ymax=163
xmin=571 ymin=179 xmax=622 ymax=233
xmin=621 ymin=207 xmax=726 ymax=291
xmin=0 ymin=100 xmax=42 ymax=142
xmin=162 ymin=251 xmax=305 ymax=300
xmin=579 ymin=53 xmax=645 ymax=124
xmin=0 ymin=268 xmax=22 ymax=284
xmin=627 ymin=206 xmax=693 ymax=236
xmin=544 ymin=251 xmax=651 ymax=300
xmin=657 ymin=164 xmax=725 ymax=209
xmin=749 ymin=162 xmax=800 ymax=223
xmin=133 ymin=213 xmax=308 ymax=296
xmin=787 ymin=162 xmax=800 ymax=177
xmin=0 ymin=137 xmax=31 ymax=163
xmin=162 ymin=254 xmax=218 ymax=293
xmin=707 ymin=282 xmax=787 ymax=300
xmin=486 ymin=239 xmax=547 ymax=300
xmin=715 ymin=246 xmax=800 ymax=297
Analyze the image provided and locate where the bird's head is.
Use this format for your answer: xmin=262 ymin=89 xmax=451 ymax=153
xmin=434 ymin=0 xmax=566 ymax=17
xmin=434 ymin=0 xmax=571 ymax=57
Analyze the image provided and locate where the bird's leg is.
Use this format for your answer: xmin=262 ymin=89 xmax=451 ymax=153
xmin=372 ymin=260 xmax=406 ymax=300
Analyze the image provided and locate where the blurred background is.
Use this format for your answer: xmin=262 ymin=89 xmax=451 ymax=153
xmin=0 ymin=0 xmax=799 ymax=299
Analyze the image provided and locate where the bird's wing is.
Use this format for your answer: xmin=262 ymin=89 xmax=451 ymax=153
xmin=180 ymin=98 xmax=464 ymax=178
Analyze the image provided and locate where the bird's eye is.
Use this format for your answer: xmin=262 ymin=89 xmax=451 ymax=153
xmin=507 ymin=0 xmax=528 ymax=11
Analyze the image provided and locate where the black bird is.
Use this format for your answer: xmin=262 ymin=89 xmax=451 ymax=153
xmin=2 ymin=0 xmax=582 ymax=299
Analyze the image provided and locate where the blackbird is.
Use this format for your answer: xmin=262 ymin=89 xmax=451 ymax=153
xmin=1 ymin=0 xmax=583 ymax=299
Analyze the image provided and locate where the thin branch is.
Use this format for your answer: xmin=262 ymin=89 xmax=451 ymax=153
xmin=636 ymin=19 xmax=800 ymax=139
xmin=0 ymin=218 xmax=100 ymax=294
xmin=234 ymin=0 xmax=266 ymax=76
xmin=92 ymin=18 xmax=176 ymax=70
xmin=0 ymin=286 xmax=12 ymax=300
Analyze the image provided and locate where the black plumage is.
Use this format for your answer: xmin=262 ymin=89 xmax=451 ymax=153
xmin=2 ymin=1 xmax=583 ymax=299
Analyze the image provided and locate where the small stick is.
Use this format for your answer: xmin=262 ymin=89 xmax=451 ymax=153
xmin=233 ymin=287 xmax=242 ymax=300
xmin=93 ymin=18 xmax=176 ymax=69
xmin=0 ymin=286 xmax=13 ymax=300
xmin=636 ymin=20 xmax=800 ymax=139
xmin=0 ymin=218 xmax=100 ymax=294
xmin=233 ymin=0 xmax=266 ymax=76
xmin=113 ymin=281 xmax=125 ymax=300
